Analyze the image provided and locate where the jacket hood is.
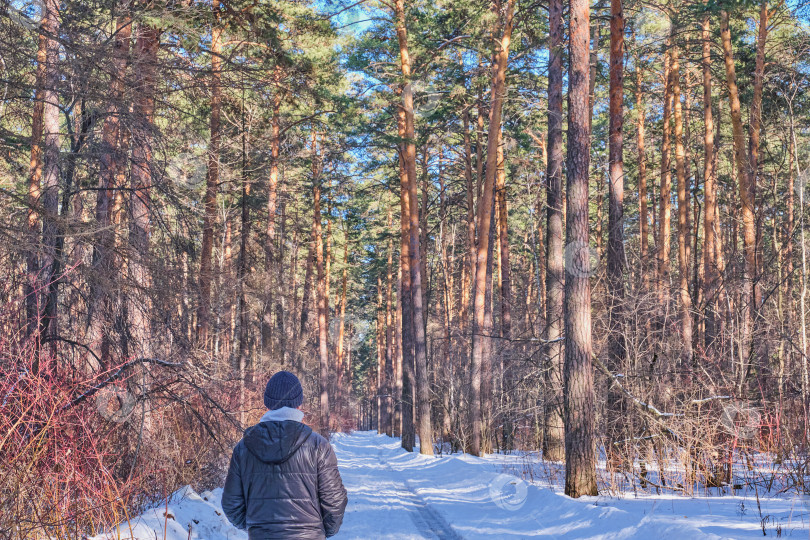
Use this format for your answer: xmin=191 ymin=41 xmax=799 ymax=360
xmin=243 ymin=419 xmax=313 ymax=464
xmin=260 ymin=406 xmax=305 ymax=423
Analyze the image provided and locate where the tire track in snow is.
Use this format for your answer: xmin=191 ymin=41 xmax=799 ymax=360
xmin=377 ymin=447 xmax=465 ymax=540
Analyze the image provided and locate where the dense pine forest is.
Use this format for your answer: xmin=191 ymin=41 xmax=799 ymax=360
xmin=1 ymin=0 xmax=810 ymax=535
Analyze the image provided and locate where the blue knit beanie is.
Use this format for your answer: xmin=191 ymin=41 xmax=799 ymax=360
xmin=263 ymin=371 xmax=304 ymax=410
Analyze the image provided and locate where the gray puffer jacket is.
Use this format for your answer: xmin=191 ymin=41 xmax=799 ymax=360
xmin=221 ymin=418 xmax=347 ymax=539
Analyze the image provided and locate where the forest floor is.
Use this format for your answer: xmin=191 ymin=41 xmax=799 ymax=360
xmin=91 ymin=431 xmax=810 ymax=539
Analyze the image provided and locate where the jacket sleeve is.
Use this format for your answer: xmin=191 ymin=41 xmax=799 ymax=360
xmin=221 ymin=445 xmax=247 ymax=530
xmin=317 ymin=439 xmax=348 ymax=537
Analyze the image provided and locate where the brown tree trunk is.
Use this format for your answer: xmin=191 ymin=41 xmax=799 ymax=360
xmin=394 ymin=0 xmax=433 ymax=455
xmin=590 ymin=16 xmax=603 ymax=260
xmin=633 ymin=29 xmax=649 ymax=285
xmin=702 ymin=9 xmax=718 ymax=350
xmin=460 ymin=106 xmax=475 ymax=338
xmin=469 ymin=0 xmax=514 ymax=457
xmin=749 ymin=0 xmax=768 ymax=312
xmin=671 ymin=47 xmax=693 ymax=363
xmin=197 ymin=1 xmax=223 ymax=348
xmin=326 ymin=214 xmax=333 ymax=334
xmin=394 ymin=265 xmax=404 ymax=438
xmin=606 ymin=0 xmax=626 ymax=453
xmin=26 ymin=30 xmax=47 ymax=342
xmin=38 ymin=0 xmax=63 ymax=350
xmin=496 ymin=130 xmax=512 ymax=339
xmin=564 ymin=0 xmax=598 ymax=497
xmin=657 ymin=42 xmax=673 ymax=311
xmin=263 ymin=67 xmax=283 ymax=362
xmin=89 ymin=10 xmax=131 ymax=365
xmin=385 ymin=214 xmax=395 ymax=436
xmin=720 ymin=10 xmax=756 ymax=391
xmin=543 ymin=0 xmax=565 ymax=462
xmin=418 ymin=150 xmax=429 ymax=313
xmin=312 ymin=133 xmax=330 ymax=436
xmin=296 ymin=234 xmax=315 ymax=373
xmin=336 ymin=239 xmax=350 ymax=406
xmin=476 ymin=96 xmax=485 ymax=203
xmin=129 ymin=21 xmax=159 ymax=360
xmin=377 ymin=275 xmax=386 ymax=434
xmin=276 ymin=201 xmax=287 ymax=367
xmin=237 ymin=97 xmax=252 ymax=365
xmin=588 ymin=16 xmax=601 ymax=134
xmin=785 ymin=123 xmax=795 ymax=323
xmin=438 ymin=166 xmax=454 ymax=439
xmin=397 ymin=108 xmax=416 ymax=451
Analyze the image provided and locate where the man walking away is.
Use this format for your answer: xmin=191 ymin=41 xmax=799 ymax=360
xmin=222 ymin=371 xmax=348 ymax=539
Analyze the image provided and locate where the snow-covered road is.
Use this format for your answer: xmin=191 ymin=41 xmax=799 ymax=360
xmin=92 ymin=430 xmax=810 ymax=539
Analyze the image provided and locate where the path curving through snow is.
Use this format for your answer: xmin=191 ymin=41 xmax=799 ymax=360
xmin=334 ymin=431 xmax=724 ymax=539
xmin=92 ymin=430 xmax=810 ymax=539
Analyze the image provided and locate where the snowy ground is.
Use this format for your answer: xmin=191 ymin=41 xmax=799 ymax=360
xmin=92 ymin=430 xmax=810 ymax=539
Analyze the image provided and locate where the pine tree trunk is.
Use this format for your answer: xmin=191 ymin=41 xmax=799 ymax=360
xmin=543 ymin=0 xmax=565 ymax=462
xmin=394 ymin=0 xmax=433 ymax=455
xmin=606 ymin=0 xmax=626 ymax=455
xmin=26 ymin=30 xmax=47 ymax=344
xmin=337 ymin=239 xmax=350 ymax=408
xmin=702 ymin=9 xmax=718 ymax=351
xmin=385 ymin=217 xmax=395 ymax=436
xmin=89 ymin=9 xmax=131 ymax=365
xmin=130 ymin=22 xmax=159 ymax=360
xmin=38 ymin=0 xmax=63 ymax=351
xmin=496 ymin=129 xmax=512 ymax=339
xmin=720 ymin=10 xmax=756 ymax=392
xmin=377 ymin=275 xmax=386 ymax=434
xmin=238 ymin=100 xmax=252 ymax=365
xmin=296 ymin=235 xmax=315 ymax=373
xmin=197 ymin=1 xmax=223 ymax=348
xmin=749 ymin=0 xmax=768 ymax=310
xmin=394 ymin=265 xmax=404 ymax=438
xmin=564 ymin=0 xmax=598 ymax=497
xmin=461 ymin=107 xmax=475 ymax=339
xmin=657 ymin=41 xmax=673 ymax=314
xmin=469 ymin=0 xmax=514 ymax=457
xmin=397 ymin=107 xmax=416 ymax=451
xmin=633 ymin=29 xmax=649 ymax=287
xmin=263 ymin=67 xmax=283 ymax=362
xmin=312 ymin=133 xmax=330 ymax=436
xmin=671 ymin=47 xmax=693 ymax=363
